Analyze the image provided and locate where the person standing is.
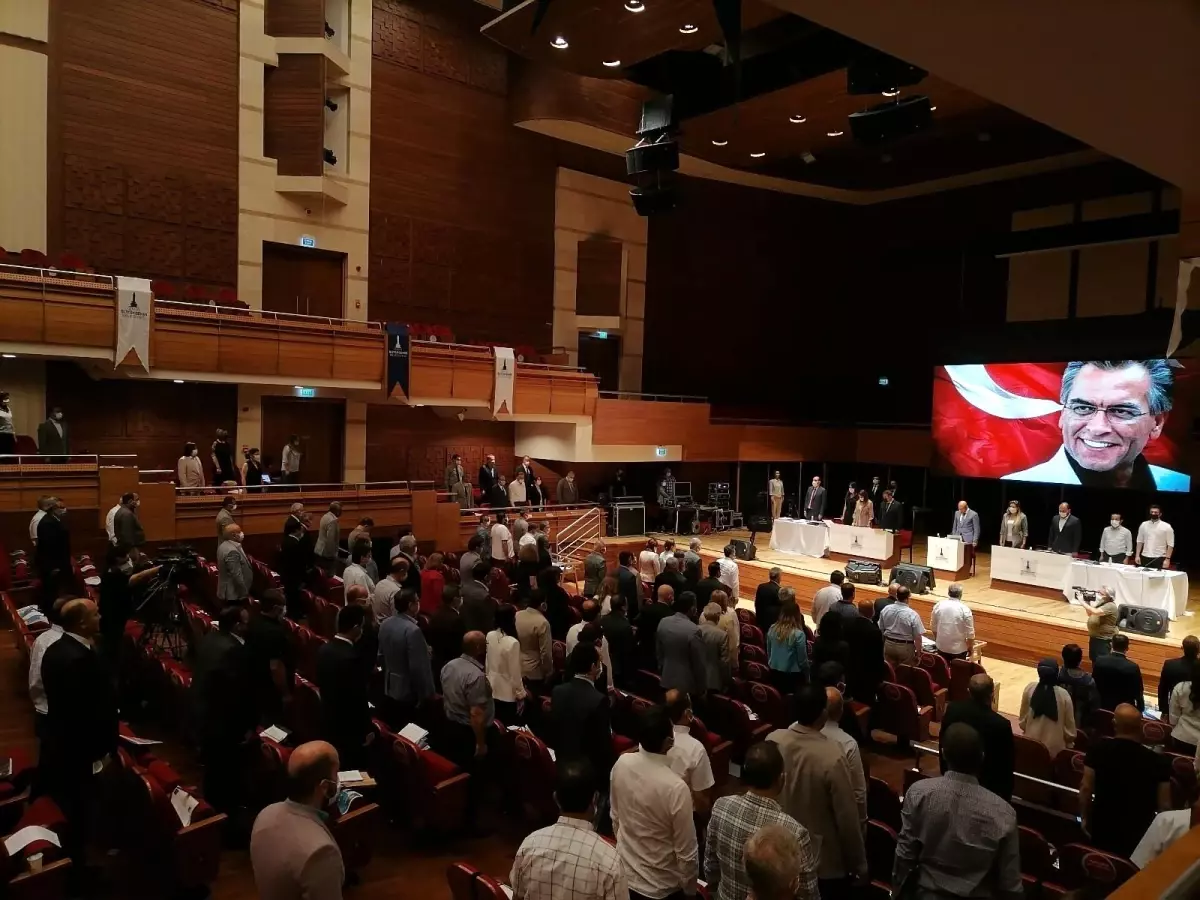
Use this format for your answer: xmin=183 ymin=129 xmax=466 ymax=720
xmin=217 ymin=523 xmax=254 ymax=604
xmin=998 ymin=500 xmax=1028 ymax=548
xmin=508 ymin=468 xmax=528 ymax=507
xmin=551 ymin=644 xmax=614 ymax=787
xmin=1019 ymin=658 xmax=1078 ymax=756
xmin=313 ymin=502 xmax=342 ymax=572
xmin=215 ymin=494 xmax=238 ymax=539
xmin=281 ymin=435 xmax=303 ymax=485
xmin=113 ymin=491 xmax=145 ymax=554
xmin=1099 ymin=512 xmax=1133 ymax=563
xmin=1135 ymin=504 xmax=1174 ymax=568
xmin=851 ymin=490 xmax=872 ymax=528
xmin=810 ymin=571 xmax=844 ymax=627
xmin=438 ymin=632 xmax=497 ymax=833
xmin=609 ymin=705 xmax=698 ymax=900
xmin=639 ymin=539 xmax=663 ymax=596
xmin=698 ymin=603 xmax=733 ymax=694
xmin=241 ymin=447 xmax=264 ymax=492
xmin=600 ymin=595 xmax=636 ymax=691
xmin=378 ymin=590 xmax=434 ymax=727
xmin=342 ymin=540 xmax=376 ymax=595
xmin=766 ymin=590 xmax=809 ymax=695
xmin=840 ymin=483 xmax=857 ymax=525
xmin=843 ymin=600 xmax=885 ymax=707
xmin=35 ymin=498 xmax=71 ymax=614
xmin=279 ymin=516 xmax=312 ymax=621
xmin=1093 ymin=633 xmax=1145 ymax=711
xmin=866 ymin=476 xmax=883 ymax=511
xmin=876 ymin=490 xmax=902 ymax=531
xmin=1048 ymin=502 xmax=1082 ymax=554
xmin=878 ymin=585 xmax=925 ymax=668
xmin=802 ymin=476 xmax=826 ymax=520
xmin=717 ymin=544 xmax=740 ymax=602
xmin=249 ymin=741 xmax=346 ymax=900
xmin=211 ymin=428 xmax=238 ymax=484
xmin=664 ymin=690 xmax=716 ymax=811
xmin=768 ymin=471 xmax=784 ymax=520
xmin=0 ymin=390 xmax=15 ymax=457
xmin=767 ymin=684 xmax=868 ymax=899
xmin=754 ymin=568 xmax=783 ymax=635
xmin=556 ymin=469 xmax=580 ymax=505
xmin=821 ymin=688 xmax=867 ymax=830
xmin=893 ymin=723 xmax=1022 ymax=900
xmin=315 ymin=605 xmax=373 ymax=769
xmin=1166 ymin=661 xmax=1200 ymax=756
xmin=37 ymin=406 xmax=70 ymax=459
xmin=583 ymin=540 xmax=607 ymax=598
xmin=930 ymin=583 xmax=975 ymax=662
xmin=938 ymin=674 xmax=1014 ymax=801
xmin=704 ymin=741 xmax=818 ymax=900
xmin=656 ymin=591 xmax=709 ymax=699
xmin=1159 ymin=635 xmax=1200 ymax=714
xmin=1057 ymin=643 xmax=1102 ymax=730
xmin=951 ymin=500 xmax=980 ymax=566
xmin=516 ymin=593 xmax=554 ymax=694
xmin=177 ymin=441 xmax=205 ymax=489
xmin=444 ymin=453 xmax=471 ymax=506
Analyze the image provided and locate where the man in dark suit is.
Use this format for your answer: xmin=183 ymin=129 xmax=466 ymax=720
xmin=191 ymin=604 xmax=257 ymax=815
xmin=460 ymin=560 xmax=495 ymax=634
xmin=278 ymin=515 xmax=311 ymax=620
xmin=867 ymin=476 xmax=884 ymax=510
xmin=1158 ymin=635 xmax=1199 ymax=712
xmin=938 ymin=674 xmax=1014 ymax=801
xmin=40 ymin=598 xmax=118 ymax=866
xmin=876 ymin=490 xmax=903 ymax=531
xmin=635 ymin=584 xmax=676 ymax=671
xmin=616 ymin=551 xmax=641 ymax=618
xmin=1048 ymin=502 xmax=1083 ymax=554
xmin=802 ymin=475 xmax=827 ymax=520
xmin=245 ymin=589 xmax=294 ymax=720
xmin=754 ymin=568 xmax=783 ymax=635
xmin=478 ymin=454 xmax=498 ymax=499
xmin=655 ymin=591 xmax=708 ymax=698
xmin=695 ymin=560 xmax=725 ymax=610
xmin=551 ymin=643 xmax=614 ymax=786
xmin=37 ymin=407 xmax=70 ymax=458
xmin=654 ymin=556 xmax=688 ymax=599
xmin=1093 ymin=633 xmax=1145 ymax=711
xmin=843 ymin=600 xmax=886 ymax=706
xmin=427 ymin=585 xmax=466 ymax=685
xmin=35 ymin=498 xmax=71 ymax=614
xmin=519 ymin=455 xmax=536 ymax=490
xmin=600 ymin=595 xmax=636 ymax=690
xmin=315 ymin=604 xmax=373 ymax=769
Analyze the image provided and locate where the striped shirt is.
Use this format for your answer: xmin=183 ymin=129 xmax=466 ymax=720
xmin=879 ymin=601 xmax=925 ymax=643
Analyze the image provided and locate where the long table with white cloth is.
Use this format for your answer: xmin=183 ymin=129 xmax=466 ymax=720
xmin=768 ymin=518 xmax=829 ymax=558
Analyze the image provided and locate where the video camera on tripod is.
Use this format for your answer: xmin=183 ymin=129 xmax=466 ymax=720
xmin=135 ymin=544 xmax=202 ymax=659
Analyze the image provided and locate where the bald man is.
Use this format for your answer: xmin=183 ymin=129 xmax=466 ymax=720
xmin=1080 ymin=702 xmax=1172 ymax=857
xmin=40 ymin=597 xmax=118 ymax=865
xmin=438 ymin=631 xmax=495 ymax=833
xmin=217 ymin=522 xmax=253 ymax=604
xmin=250 ymin=741 xmax=345 ymax=900
xmin=938 ymin=673 xmax=1014 ymax=801
xmin=635 ymin=583 xmax=676 ymax=671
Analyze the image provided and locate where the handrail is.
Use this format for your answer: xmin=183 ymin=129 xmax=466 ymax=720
xmin=175 ymin=479 xmax=435 ymax=497
xmin=912 ymin=743 xmax=1079 ymax=796
xmin=460 ymin=502 xmax=603 ymax=516
xmin=410 ymin=339 xmax=492 ymax=353
xmin=599 ymin=390 xmax=708 ymax=403
xmin=0 ymin=453 xmax=137 ymax=465
xmin=0 ymin=262 xmax=116 ymax=287
xmin=154 ymin=298 xmax=382 ymax=332
xmin=517 ymin=360 xmax=589 ymax=374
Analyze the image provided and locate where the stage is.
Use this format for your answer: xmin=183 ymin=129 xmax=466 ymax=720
xmin=620 ymin=529 xmax=1198 ymax=695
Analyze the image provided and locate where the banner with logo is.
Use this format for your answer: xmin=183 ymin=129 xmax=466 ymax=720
xmin=386 ymin=323 xmax=410 ymax=400
xmin=115 ymin=276 xmax=152 ymax=371
xmin=493 ymin=346 xmax=515 ymax=415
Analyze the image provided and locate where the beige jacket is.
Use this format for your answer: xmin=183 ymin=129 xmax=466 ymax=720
xmin=767 ymin=723 xmax=867 ymax=880
xmin=250 ymin=800 xmax=344 ymax=900
xmin=177 ymin=454 xmax=205 ymax=489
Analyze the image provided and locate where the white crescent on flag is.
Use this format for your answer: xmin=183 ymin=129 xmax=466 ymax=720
xmin=943 ymin=364 xmax=1063 ymax=420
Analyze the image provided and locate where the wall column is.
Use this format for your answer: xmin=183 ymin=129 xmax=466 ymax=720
xmin=0 ymin=0 xmax=49 ymax=253
xmin=344 ymin=399 xmax=366 ymax=483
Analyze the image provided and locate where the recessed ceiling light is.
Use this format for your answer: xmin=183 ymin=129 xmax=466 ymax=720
xmin=711 ymin=139 xmax=728 ymax=146
xmin=624 ymin=0 xmax=645 ymax=11
xmin=173 ymin=379 xmax=184 ymax=384
xmin=602 ymin=59 xmax=622 ymax=67
xmin=551 ymin=35 xmax=569 ymax=49
xmin=679 ymin=23 xmax=698 ymax=34
xmin=750 ymin=152 xmax=766 ymax=158
xmin=788 ymin=115 xmax=806 ymax=124
xmin=1 ymin=353 xmax=16 ymax=359
xmin=826 ymin=130 xmax=844 ymax=137
xmin=882 ymin=89 xmax=900 ymax=97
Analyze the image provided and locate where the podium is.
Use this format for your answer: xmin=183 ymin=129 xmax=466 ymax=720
xmin=926 ymin=536 xmax=971 ymax=580
xmin=826 ymin=523 xmax=898 ymax=566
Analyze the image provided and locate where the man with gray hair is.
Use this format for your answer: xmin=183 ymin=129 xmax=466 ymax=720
xmin=393 ymin=533 xmax=421 ymax=592
xmin=930 ymin=582 xmax=975 ymax=662
xmin=698 ymin=603 xmax=732 ymax=692
xmin=743 ymin=824 xmax=818 ymax=900
xmin=1003 ymin=359 xmax=1189 ymax=491
xmin=312 ymin=501 xmax=342 ymax=572
xmin=684 ymin=537 xmax=703 ymax=584
xmin=754 ymin=568 xmax=783 ymax=635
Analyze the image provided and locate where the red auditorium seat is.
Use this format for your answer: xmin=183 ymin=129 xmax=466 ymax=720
xmin=915 ymin=651 xmax=951 ymax=692
xmin=689 ymin=716 xmax=733 ymax=788
xmin=896 ymin=664 xmax=947 ymax=721
xmin=1055 ymin=843 xmax=1137 ymax=892
xmin=472 ymin=873 xmax=510 ymax=900
xmin=447 ymin=862 xmax=482 ymax=900
xmin=288 ymin=676 xmax=322 ymax=743
xmin=2 ymin=795 xmax=73 ymax=895
xmin=739 ymin=623 xmax=765 ymax=649
xmin=1012 ymin=733 xmax=1056 ymax=805
xmin=708 ymin=693 xmax=771 ymax=762
xmin=948 ymin=659 xmax=986 ymax=704
xmin=901 ymin=767 xmax=931 ymax=794
xmin=739 ymin=660 xmax=770 ymax=684
xmin=633 ymin=669 xmax=663 ymax=701
xmin=740 ymin=679 xmax=788 ymax=729
xmin=1141 ymin=717 xmax=1172 ymax=748
xmin=866 ymin=777 xmax=902 ymax=832
xmin=739 ymin=643 xmax=767 ymax=665
xmin=1167 ymin=751 xmax=1197 ymax=809
xmin=1018 ymin=826 xmax=1055 ymax=886
xmin=865 ymin=819 xmax=898 ymax=885
xmin=883 ymin=660 xmax=897 ymax=685
xmin=371 ymin=721 xmax=469 ymax=835
xmin=875 ymin=681 xmax=931 ymax=746
xmin=511 ymin=730 xmax=559 ymax=827
xmin=551 ymin=641 xmax=566 ymax=680
xmin=1089 ymin=708 xmax=1115 ymax=737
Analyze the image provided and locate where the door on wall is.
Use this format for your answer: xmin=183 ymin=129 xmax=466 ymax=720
xmin=577 ymin=332 xmax=622 ymax=392
xmin=261 ymin=241 xmax=347 ymax=319
xmin=261 ymin=396 xmax=345 ymax=485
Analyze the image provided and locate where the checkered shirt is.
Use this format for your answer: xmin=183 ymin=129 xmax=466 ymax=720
xmin=704 ymin=792 xmax=819 ymax=900
xmin=512 ymin=816 xmax=628 ymax=900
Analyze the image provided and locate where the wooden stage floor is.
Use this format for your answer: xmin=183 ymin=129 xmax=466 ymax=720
xmin=623 ymin=529 xmax=1197 ymax=698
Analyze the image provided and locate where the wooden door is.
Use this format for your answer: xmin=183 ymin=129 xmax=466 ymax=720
xmin=261 ymin=396 xmax=345 ymax=485
xmin=261 ymin=242 xmax=346 ymax=319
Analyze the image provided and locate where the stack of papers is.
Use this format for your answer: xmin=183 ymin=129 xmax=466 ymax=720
xmin=398 ymin=723 xmax=430 ymax=748
xmin=170 ymin=787 xmax=199 ymax=827
xmin=261 ymin=725 xmax=290 ymax=743
xmin=17 ymin=605 xmax=47 ymax=626
xmin=338 ymin=770 xmax=365 ymax=784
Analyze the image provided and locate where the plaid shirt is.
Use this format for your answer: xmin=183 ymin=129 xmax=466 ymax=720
xmin=704 ymin=792 xmax=819 ymax=900
xmin=512 ymin=816 xmax=628 ymax=900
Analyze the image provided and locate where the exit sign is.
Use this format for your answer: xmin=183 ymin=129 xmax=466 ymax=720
xmin=299 ymin=235 xmax=317 ymax=248
xmin=294 ymin=386 xmax=317 ymax=398
xmin=655 ymin=446 xmax=668 ymax=458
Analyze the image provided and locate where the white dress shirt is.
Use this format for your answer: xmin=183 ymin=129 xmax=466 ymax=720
xmin=28 ymin=624 xmax=65 ymax=715
xmin=341 ymin=563 xmax=375 ymax=594
xmin=667 ymin=724 xmax=716 ymax=793
xmin=519 ymin=531 xmax=538 ymax=549
xmin=1098 ymin=524 xmax=1133 ymax=557
xmin=821 ymin=720 xmax=867 ymax=826
xmin=1137 ymin=519 xmax=1175 ymax=558
xmin=810 ymin=584 xmax=842 ymax=627
xmin=610 ymin=747 xmax=698 ymax=899
xmin=1131 ymin=808 xmax=1196 ymax=869
xmin=639 ymin=550 xmax=663 ymax=583
xmin=565 ymin=622 xmax=613 ymax=677
xmin=491 ymin=523 xmax=513 ymax=560
xmin=105 ymin=504 xmax=120 ymax=545
xmin=1168 ymin=681 xmax=1200 ymax=746
xmin=30 ymin=509 xmax=46 ymax=544
xmin=512 ymin=815 xmax=628 ymax=900
xmin=486 ymin=630 xmax=526 ymax=703
xmin=716 ymin=557 xmax=740 ymax=601
xmin=930 ymin=598 xmax=975 ymax=655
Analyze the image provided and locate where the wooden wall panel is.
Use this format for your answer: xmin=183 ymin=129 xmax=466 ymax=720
xmin=575 ymin=238 xmax=623 ymax=317
xmin=265 ymin=0 xmax=326 ymax=37
xmin=44 ymin=362 xmax=238 ymax=473
xmin=263 ymin=54 xmax=326 ymax=176
xmin=51 ymin=0 xmax=238 ymax=289
xmin=365 ymin=404 xmax=514 ymax=484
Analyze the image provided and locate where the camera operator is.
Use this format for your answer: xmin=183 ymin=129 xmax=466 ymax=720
xmin=1081 ymin=586 xmax=1119 ymax=662
xmin=99 ymin=543 xmax=160 ymax=665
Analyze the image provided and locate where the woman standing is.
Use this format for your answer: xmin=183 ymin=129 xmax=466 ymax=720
xmin=419 ymin=552 xmax=446 ymax=616
xmin=177 ymin=442 xmax=205 ymax=490
xmin=528 ymin=475 xmax=545 ymax=510
xmin=852 ymin=489 xmax=873 ymax=527
xmin=1019 ymin=658 xmax=1077 ymax=756
xmin=841 ymin=483 xmax=857 ymax=525
xmin=486 ymin=604 xmax=527 ymax=725
xmin=241 ymin=447 xmax=264 ymax=493
xmin=210 ymin=428 xmax=238 ymax=484
xmin=999 ymin=500 xmax=1028 ymax=548
xmin=766 ymin=593 xmax=809 ymax=695
xmin=0 ymin=391 xmax=14 ymax=457
xmin=1167 ymin=661 xmax=1200 ymax=756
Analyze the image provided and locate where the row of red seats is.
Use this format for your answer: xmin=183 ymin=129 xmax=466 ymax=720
xmin=0 ymin=247 xmax=92 ymax=274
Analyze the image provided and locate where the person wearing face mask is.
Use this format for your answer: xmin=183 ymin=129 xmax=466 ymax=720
xmin=556 ymin=469 xmax=580 ymax=505
xmin=215 ymin=494 xmax=238 ymax=539
xmin=1099 ymin=512 xmax=1133 ymax=564
xmin=550 ymin=642 xmax=615 ymax=793
xmin=1047 ymin=502 xmax=1082 ymax=554
xmin=36 ymin=405 xmax=70 ymax=460
xmin=177 ymin=441 xmax=205 ymax=490
xmin=217 ymin=523 xmax=254 ymax=604
xmin=438 ymin=631 xmax=497 ymax=835
xmin=250 ymin=740 xmax=346 ymax=900
xmin=1135 ymin=504 xmax=1174 ymax=569
xmin=0 ymin=391 xmax=14 ymax=457
xmin=315 ymin=604 xmax=373 ymax=770
xmin=998 ymin=500 xmax=1028 ymax=548
xmin=35 ymin=498 xmax=71 ymax=614
xmin=241 ymin=447 xmax=264 ymax=493
xmin=99 ymin=544 xmax=160 ymax=667
xmin=113 ymin=491 xmax=144 ymax=554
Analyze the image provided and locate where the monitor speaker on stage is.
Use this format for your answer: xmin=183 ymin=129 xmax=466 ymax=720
xmin=1117 ymin=604 xmax=1169 ymax=636
xmin=890 ymin=562 xmax=935 ymax=594
xmin=846 ymin=559 xmax=882 ymax=586
xmin=730 ymin=539 xmax=756 ymax=561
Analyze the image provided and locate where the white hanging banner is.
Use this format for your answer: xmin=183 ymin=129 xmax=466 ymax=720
xmin=493 ymin=346 xmax=515 ymax=415
xmin=1166 ymin=257 xmax=1196 ymax=358
xmin=115 ymin=276 xmax=152 ymax=371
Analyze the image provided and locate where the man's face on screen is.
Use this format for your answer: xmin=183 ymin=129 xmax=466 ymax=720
xmin=1060 ymin=363 xmax=1165 ymax=472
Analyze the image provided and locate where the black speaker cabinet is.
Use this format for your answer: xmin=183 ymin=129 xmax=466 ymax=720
xmin=730 ymin=539 xmax=757 ymax=561
xmin=613 ymin=503 xmax=646 ymax=537
xmin=1117 ymin=604 xmax=1169 ymax=636
xmin=890 ymin=562 xmax=935 ymax=594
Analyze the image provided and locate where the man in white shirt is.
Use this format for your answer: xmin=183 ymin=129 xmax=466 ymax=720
xmin=30 ymin=495 xmax=54 ymax=546
xmin=665 ymin=689 xmax=716 ymax=813
xmin=105 ymin=499 xmax=120 ymax=545
xmin=811 ymin=571 xmax=845 ymax=632
xmin=371 ymin=557 xmax=407 ymax=623
xmin=1130 ymin=801 xmax=1200 ymax=869
xmin=610 ymin=704 xmax=698 ymax=900
xmin=491 ymin=512 xmax=513 ymax=562
xmin=820 ymin=687 xmax=866 ymax=831
xmin=1098 ymin=512 xmax=1134 ymax=564
xmin=717 ymin=545 xmax=740 ymax=602
xmin=930 ymin=582 xmax=975 ymax=661
xmin=341 ymin=540 xmax=375 ymax=594
xmin=658 ymin=539 xmax=677 ymax=570
xmin=639 ymin=539 xmax=663 ymax=592
xmin=28 ymin=597 xmax=68 ymax=729
xmin=565 ymin=603 xmax=613 ymax=677
xmin=1135 ymin=504 xmax=1175 ymax=569
xmin=512 ymin=759 xmax=628 ymax=900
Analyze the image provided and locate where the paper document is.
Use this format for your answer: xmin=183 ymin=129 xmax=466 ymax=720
xmin=120 ymin=735 xmax=164 ymax=747
xmin=171 ymin=787 xmax=199 ymax=827
xmin=261 ymin=725 xmax=289 ymax=743
xmin=339 ymin=770 xmax=364 ymax=784
xmin=0 ymin=758 xmax=11 ymax=778
xmin=500 ymin=885 xmax=514 ymax=899
xmin=398 ymin=723 xmax=430 ymax=747
xmin=4 ymin=826 xmax=60 ymax=856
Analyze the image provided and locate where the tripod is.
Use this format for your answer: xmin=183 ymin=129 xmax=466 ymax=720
xmin=134 ymin=566 xmax=193 ymax=662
